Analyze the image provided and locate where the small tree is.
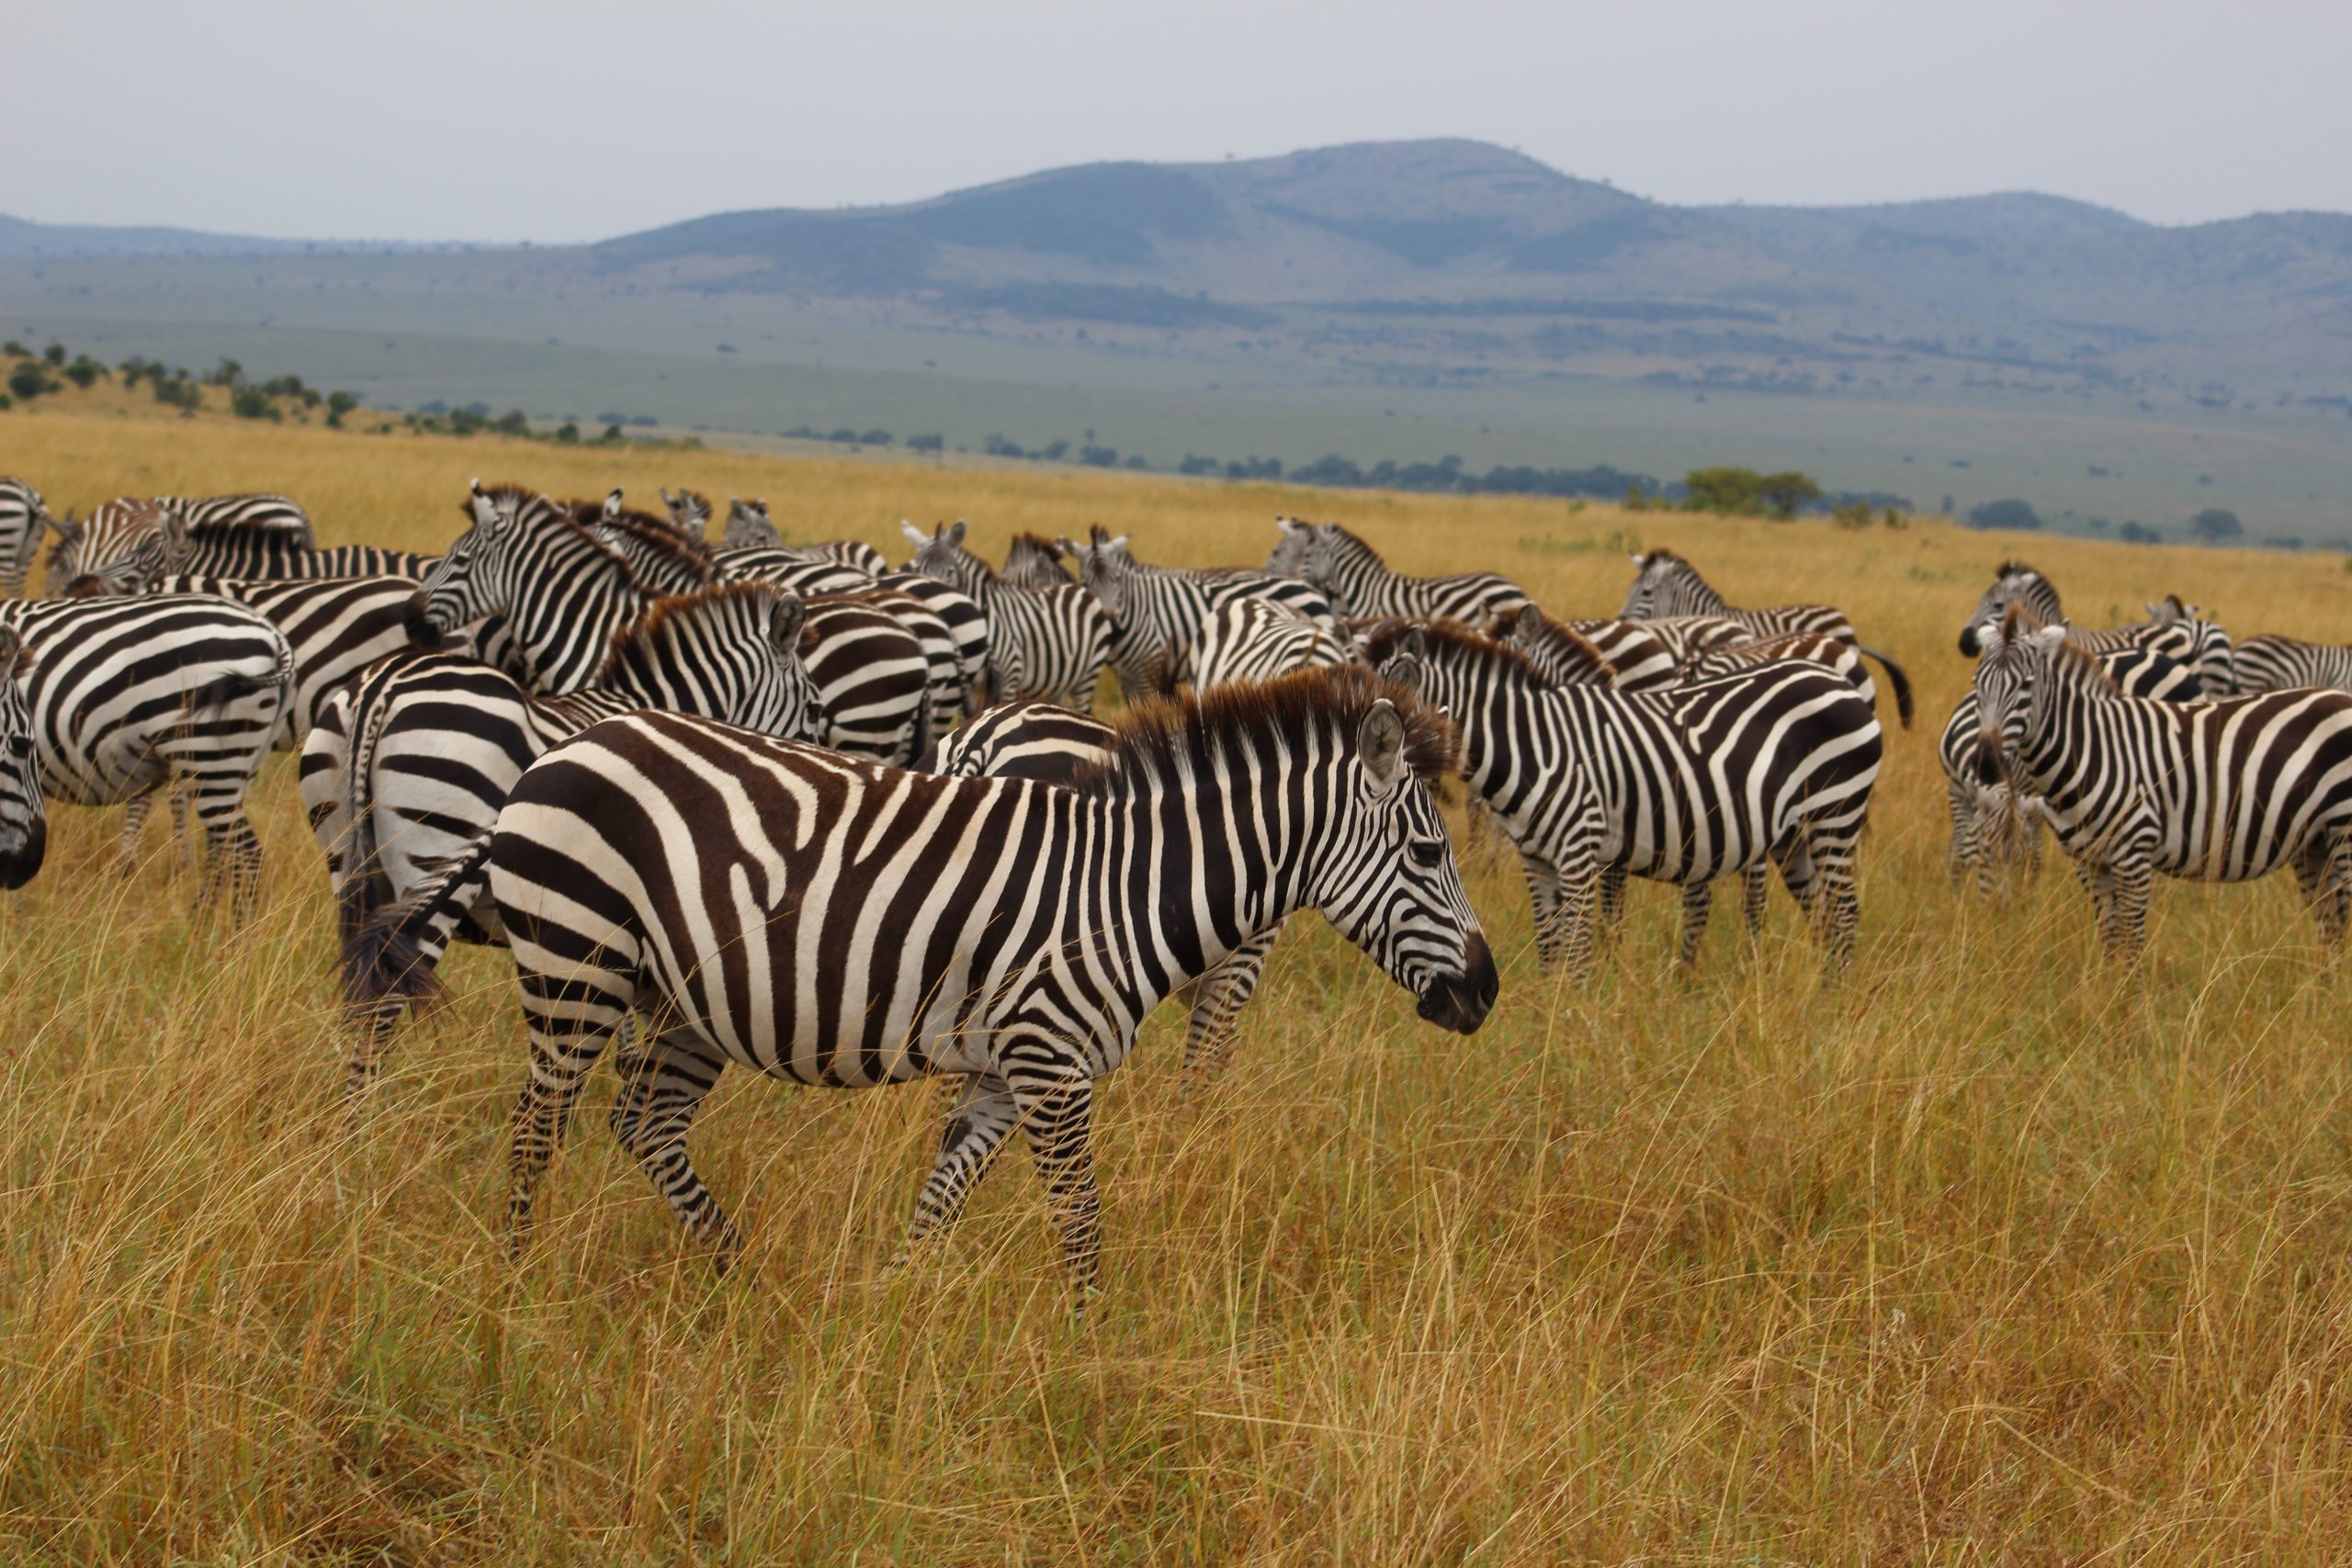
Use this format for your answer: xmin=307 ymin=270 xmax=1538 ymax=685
xmin=207 ymin=357 xmax=243 ymax=388
xmin=1758 ymin=471 xmax=1821 ymax=520
xmin=41 ymin=344 xmax=66 ymax=367
xmin=1682 ymin=467 xmax=1764 ymax=515
xmin=2118 ymin=521 xmax=2160 ymax=545
xmin=553 ymin=422 xmax=580 ymax=445
xmin=907 ymin=434 xmax=944 ymax=454
xmin=230 ymin=387 xmax=280 ymax=421
xmin=493 ymin=409 xmax=530 ymax=437
xmin=2188 ymin=508 xmax=2243 ymax=545
xmin=325 ymin=391 xmax=359 ymax=428
xmin=7 ymin=363 xmax=51 ymax=401
xmin=62 ymin=355 xmax=107 ymax=389
xmin=1967 ymin=499 xmax=2042 ymax=532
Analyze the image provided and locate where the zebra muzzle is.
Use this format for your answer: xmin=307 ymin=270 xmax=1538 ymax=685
xmin=0 ymin=823 xmax=45 ymax=890
xmin=1417 ymin=933 xmax=1498 ymax=1034
xmin=1973 ymin=730 xmax=2006 ymax=788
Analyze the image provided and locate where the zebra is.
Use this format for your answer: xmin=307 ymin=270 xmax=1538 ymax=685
xmin=416 ymin=480 xmax=715 ymax=693
xmin=51 ymin=500 xmax=429 ymax=593
xmin=2234 ymin=634 xmax=2352 ymax=695
xmin=797 ymin=591 xmax=934 ymax=764
xmin=0 ymin=479 xmax=53 ymax=596
xmin=1958 ymin=565 xmax=2237 ymax=692
xmin=344 ymin=666 xmax=1496 ymax=1301
xmin=1681 ymin=628 xmax=1917 ymax=728
xmin=1620 ymin=547 xmax=1912 ymax=710
xmin=661 ymin=487 xmax=714 ymax=537
xmin=1268 ymin=516 xmax=1530 ymax=627
xmin=1362 ymin=619 xmax=1882 ymax=970
xmin=718 ymin=499 xmax=888 ymax=576
xmin=1493 ymin=605 xmax=1683 ymax=694
xmin=1971 ymin=604 xmax=2352 ymax=956
xmin=1179 ymin=597 xmax=1356 ymax=693
xmin=1069 ymin=526 xmax=1335 ymax=697
xmin=1939 ymin=641 xmax=2199 ymax=890
xmin=1001 ymin=532 xmax=1073 ymax=589
xmin=902 ymin=520 xmax=1111 ymax=707
xmin=160 ymin=492 xmax=314 ymax=541
xmin=0 ymin=625 xmax=46 ymax=887
xmin=0 ymin=594 xmax=293 ymax=914
xmin=314 ymin=582 xmax=821 ymax=1083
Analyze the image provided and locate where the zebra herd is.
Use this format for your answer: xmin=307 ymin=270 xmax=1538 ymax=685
xmin=1 ymin=472 xmax=2348 ymax=1307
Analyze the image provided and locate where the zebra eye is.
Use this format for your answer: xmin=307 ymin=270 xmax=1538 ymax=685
xmin=1408 ymin=839 xmax=1444 ymax=870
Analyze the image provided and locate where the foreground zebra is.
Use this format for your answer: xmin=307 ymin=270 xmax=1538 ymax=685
xmin=1364 ymin=620 xmax=1882 ymax=969
xmin=2235 ymin=634 xmax=2352 ymax=695
xmin=1071 ymin=527 xmax=1335 ymax=696
xmin=52 ymin=499 xmax=429 ymax=592
xmin=1621 ymin=548 xmax=1912 ymax=711
xmin=316 ymin=583 xmax=820 ymax=1082
xmin=350 ymin=669 xmax=1496 ymax=1301
xmin=1267 ymin=516 xmax=1530 ymax=627
xmin=1939 ymin=642 xmax=2199 ymax=889
xmin=903 ymin=520 xmax=1111 ymax=706
xmin=0 ymin=595 xmax=292 ymax=913
xmin=1972 ymin=605 xmax=2352 ymax=955
xmin=0 ymin=626 xmax=45 ymax=887
xmin=0 ymin=479 xmax=53 ymax=596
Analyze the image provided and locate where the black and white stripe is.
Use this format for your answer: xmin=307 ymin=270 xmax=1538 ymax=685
xmin=1495 ymin=606 xmax=1682 ymax=694
xmin=1179 ymin=597 xmax=1355 ymax=693
xmin=903 ymin=520 xmax=1111 ymax=707
xmin=1001 ymin=532 xmax=1073 ymax=589
xmin=53 ymin=499 xmax=426 ymax=593
xmin=1958 ymin=564 xmax=2236 ymax=692
xmin=1939 ymin=641 xmax=2198 ymax=888
xmin=0 ymin=594 xmax=293 ymax=914
xmin=0 ymin=626 xmax=46 ymax=888
xmin=313 ymin=583 xmax=820 ymax=1084
xmin=160 ymin=492 xmax=313 ymax=540
xmin=797 ymin=591 xmax=934 ymax=764
xmin=2234 ymin=635 xmax=2352 ymax=695
xmin=1619 ymin=548 xmax=1915 ymax=710
xmin=1363 ymin=619 xmax=1882 ymax=970
xmin=718 ymin=499 xmax=888 ymax=576
xmin=346 ymin=667 xmax=1495 ymax=1302
xmin=0 ymin=479 xmax=52 ymax=596
xmin=1269 ymin=516 xmax=1529 ymax=627
xmin=1682 ymin=628 xmax=1916 ymax=728
xmin=1972 ymin=606 xmax=2352 ymax=955
xmin=1072 ymin=526 xmax=1335 ymax=697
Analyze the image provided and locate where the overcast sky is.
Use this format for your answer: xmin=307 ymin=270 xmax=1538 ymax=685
xmin=9 ymin=2 xmax=2347 ymax=243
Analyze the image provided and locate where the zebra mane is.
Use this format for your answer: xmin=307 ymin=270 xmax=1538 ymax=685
xmin=1320 ymin=521 xmax=1380 ymax=561
xmin=1067 ymin=664 xmax=1457 ymax=795
xmin=1638 ymin=547 xmax=1692 ymax=572
xmin=593 ymin=581 xmax=795 ymax=682
xmin=1361 ymin=615 xmax=1579 ymax=688
xmin=1010 ymin=531 xmax=1065 ymax=561
xmin=469 ymin=481 xmax=710 ymax=592
xmin=586 ymin=501 xmax=719 ymax=580
xmin=1993 ymin=560 xmax=2042 ymax=581
xmin=1996 ymin=602 xmax=2119 ymax=694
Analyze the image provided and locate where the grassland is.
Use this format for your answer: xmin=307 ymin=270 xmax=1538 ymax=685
xmin=4 ymin=387 xmax=2352 ymax=1562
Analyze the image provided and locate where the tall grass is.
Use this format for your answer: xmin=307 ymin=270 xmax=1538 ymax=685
xmin=1 ymin=393 xmax=2350 ymax=1560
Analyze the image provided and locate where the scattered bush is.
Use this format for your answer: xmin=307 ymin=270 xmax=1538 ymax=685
xmin=1967 ymin=499 xmax=2042 ymax=532
xmin=229 ymin=388 xmax=281 ymax=422
xmin=2188 ymin=507 xmax=2243 ymax=545
xmin=907 ymin=434 xmax=944 ymax=453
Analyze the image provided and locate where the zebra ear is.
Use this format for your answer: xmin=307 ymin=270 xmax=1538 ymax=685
xmin=1358 ymin=698 xmax=1408 ymax=790
xmin=947 ymin=519 xmax=967 ymax=547
xmin=602 ymin=490 xmax=624 ymax=522
xmin=1379 ymin=651 xmax=1427 ymax=700
xmin=899 ymin=519 xmax=926 ymax=547
xmin=158 ymin=507 xmax=188 ymax=555
xmin=1628 ymin=553 xmax=1646 ymax=569
xmin=768 ymin=592 xmax=806 ymax=654
xmin=468 ymin=481 xmax=501 ymax=528
xmin=0 ymin=625 xmax=25 ymax=682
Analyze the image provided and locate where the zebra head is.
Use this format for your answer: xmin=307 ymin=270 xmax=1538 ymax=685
xmin=724 ymin=499 xmax=782 ymax=549
xmin=0 ymin=480 xmax=51 ymax=597
xmin=1970 ymin=606 xmax=2069 ymax=789
xmin=64 ymin=506 xmax=189 ymax=598
xmin=416 ymin=480 xmax=529 ymax=637
xmin=1265 ymin=516 xmax=1313 ymax=578
xmin=600 ymin=583 xmax=822 ymax=742
xmin=1069 ymin=526 xmax=1134 ymax=615
xmin=1619 ymin=551 xmax=1670 ymax=618
xmin=0 ymin=626 xmax=45 ymax=889
xmin=2144 ymin=596 xmax=2235 ymax=694
xmin=662 ymin=487 xmax=713 ymax=537
xmin=1959 ymin=563 xmax=2058 ymax=656
xmin=1300 ymin=674 xmax=1495 ymax=1034
xmin=904 ymin=520 xmax=989 ymax=594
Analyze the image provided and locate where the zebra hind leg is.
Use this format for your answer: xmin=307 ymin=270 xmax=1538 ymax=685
xmin=897 ymin=1069 xmax=1022 ymax=1269
xmin=607 ymin=1026 xmax=742 ymax=1268
xmin=1677 ymin=881 xmax=1713 ymax=965
xmin=1182 ymin=926 xmax=1282 ymax=1093
xmin=2293 ymin=834 xmax=2352 ymax=946
xmin=1741 ymin=865 xmax=1769 ymax=938
xmin=196 ymin=807 xmax=265 ymax=919
xmin=505 ymin=957 xmax=637 ymax=1261
xmin=119 ymin=792 xmax=153 ymax=875
xmin=1015 ymin=1075 xmax=1103 ymax=1310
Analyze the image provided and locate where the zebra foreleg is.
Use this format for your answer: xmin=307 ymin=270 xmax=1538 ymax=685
xmin=1945 ymin=776 xmax=1977 ymax=887
xmin=1181 ymin=924 xmax=1283 ymax=1092
xmin=1015 ymin=1075 xmax=1102 ymax=1309
xmin=1677 ymin=881 xmax=1712 ymax=965
xmin=196 ymin=808 xmax=265 ymax=919
xmin=608 ymin=1027 xmax=741 ymax=1268
xmin=119 ymin=792 xmax=153 ymax=874
xmin=898 ymin=1070 xmax=1022 ymax=1264
xmin=1741 ymin=865 xmax=1769 ymax=938
xmin=2293 ymin=834 xmax=2352 ymax=946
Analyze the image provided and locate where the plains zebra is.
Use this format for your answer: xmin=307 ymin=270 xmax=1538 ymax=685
xmin=1971 ymin=605 xmax=2352 ymax=955
xmin=161 ymin=492 xmax=313 ymax=540
xmin=903 ymin=520 xmax=1111 ymax=707
xmin=1958 ymin=565 xmax=2236 ymax=691
xmin=1179 ymin=597 xmax=1355 ymax=693
xmin=1494 ymin=605 xmax=1681 ymax=693
xmin=0 ymin=626 xmax=45 ymax=887
xmin=1001 ymin=532 xmax=1072 ymax=589
xmin=417 ymin=481 xmax=714 ymax=693
xmin=1939 ymin=640 xmax=2198 ymax=889
xmin=661 ymin=487 xmax=714 ymax=537
xmin=1070 ymin=527 xmax=1334 ymax=697
xmin=1363 ymin=620 xmax=1882 ymax=969
xmin=0 ymin=479 xmax=52 ymax=596
xmin=346 ymin=667 xmax=1494 ymax=1300
xmin=315 ymin=583 xmax=820 ymax=1082
xmin=2234 ymin=634 xmax=2352 ymax=695
xmin=1682 ymin=629 xmax=1917 ymax=728
xmin=51 ymin=501 xmax=428 ymax=593
xmin=797 ymin=591 xmax=934 ymax=763
xmin=718 ymin=500 xmax=888 ymax=576
xmin=1268 ymin=516 xmax=1530 ymax=627
xmin=0 ymin=595 xmax=293 ymax=914
xmin=1620 ymin=548 xmax=1911 ymax=705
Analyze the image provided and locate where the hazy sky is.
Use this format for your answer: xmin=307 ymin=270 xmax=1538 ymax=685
xmin=9 ymin=2 xmax=2348 ymax=243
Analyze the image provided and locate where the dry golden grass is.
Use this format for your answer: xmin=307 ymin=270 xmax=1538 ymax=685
xmin=4 ymin=389 xmax=2352 ymax=1562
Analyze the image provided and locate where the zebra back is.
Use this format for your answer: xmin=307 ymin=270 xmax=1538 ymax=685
xmin=1622 ymin=548 xmax=1856 ymax=642
xmin=917 ymin=699 xmax=1116 ymax=784
xmin=2234 ymin=634 xmax=2352 ymax=695
xmin=1284 ymin=517 xmax=1529 ymax=627
xmin=1182 ymin=598 xmax=1355 ymax=692
xmin=1074 ymin=526 xmax=1334 ymax=696
xmin=1496 ymin=606 xmax=1674 ymax=692
xmin=905 ymin=521 xmax=1110 ymax=706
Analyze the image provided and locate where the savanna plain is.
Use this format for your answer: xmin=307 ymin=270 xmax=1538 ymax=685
xmin=6 ymin=389 xmax=2352 ymax=1563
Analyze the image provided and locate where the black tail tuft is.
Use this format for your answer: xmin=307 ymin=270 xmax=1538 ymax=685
xmin=1859 ymin=644 xmax=1915 ymax=729
xmin=340 ymin=898 xmax=446 ymax=1017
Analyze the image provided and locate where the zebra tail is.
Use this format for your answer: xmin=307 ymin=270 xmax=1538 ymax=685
xmin=341 ymin=832 xmax=495 ymax=1016
xmin=184 ymin=637 xmax=297 ymax=721
xmin=1856 ymin=644 xmax=1915 ymax=729
xmin=333 ymin=666 xmax=401 ymax=958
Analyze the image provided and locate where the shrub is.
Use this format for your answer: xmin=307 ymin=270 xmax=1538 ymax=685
xmin=325 ymin=391 xmax=358 ymax=428
xmin=2118 ymin=521 xmax=2161 ymax=545
xmin=858 ymin=429 xmax=893 ymax=446
xmin=493 ymin=410 xmax=530 ymax=437
xmin=600 ymin=423 xmax=626 ymax=444
xmin=1078 ymin=445 xmax=1119 ymax=468
xmin=230 ymin=388 xmax=281 ymax=421
xmin=62 ymin=355 xmax=107 ymax=389
xmin=41 ymin=344 xmax=65 ymax=367
xmin=8 ymin=363 xmax=53 ymax=401
xmin=2188 ymin=508 xmax=2243 ymax=545
xmin=1179 ymin=455 xmax=1220 ymax=476
xmin=554 ymin=423 xmax=580 ymax=445
xmin=1967 ymin=499 xmax=2042 ymax=532
xmin=1682 ymin=467 xmax=1764 ymax=515
xmin=907 ymin=434 xmax=944 ymax=453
